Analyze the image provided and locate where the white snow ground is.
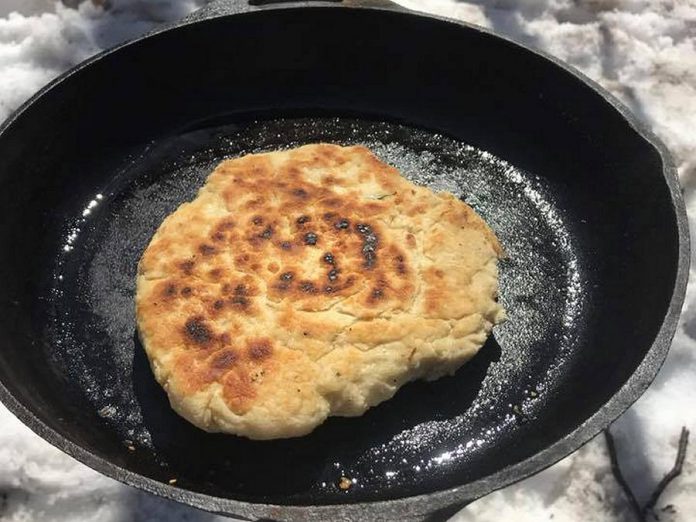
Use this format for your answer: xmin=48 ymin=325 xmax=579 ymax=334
xmin=0 ymin=1 xmax=695 ymax=521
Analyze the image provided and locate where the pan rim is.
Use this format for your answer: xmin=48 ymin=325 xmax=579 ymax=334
xmin=0 ymin=4 xmax=689 ymax=520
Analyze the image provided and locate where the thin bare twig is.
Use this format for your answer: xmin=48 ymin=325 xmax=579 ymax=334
xmin=643 ymin=427 xmax=690 ymax=517
xmin=604 ymin=428 xmax=645 ymax=521
xmin=605 ymin=426 xmax=690 ymax=521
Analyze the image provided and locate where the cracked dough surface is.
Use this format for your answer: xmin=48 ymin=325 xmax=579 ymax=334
xmin=135 ymin=144 xmax=505 ymax=439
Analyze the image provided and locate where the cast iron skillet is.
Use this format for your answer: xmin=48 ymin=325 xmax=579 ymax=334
xmin=0 ymin=0 xmax=689 ymax=520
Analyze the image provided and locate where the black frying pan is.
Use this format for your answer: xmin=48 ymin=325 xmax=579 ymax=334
xmin=0 ymin=1 xmax=688 ymax=520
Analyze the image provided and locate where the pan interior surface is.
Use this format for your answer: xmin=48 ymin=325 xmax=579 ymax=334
xmin=46 ymin=115 xmax=586 ymax=503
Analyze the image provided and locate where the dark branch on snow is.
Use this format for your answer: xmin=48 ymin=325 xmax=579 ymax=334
xmin=643 ymin=427 xmax=690 ymax=518
xmin=604 ymin=428 xmax=644 ymax=521
xmin=604 ymin=426 xmax=690 ymax=522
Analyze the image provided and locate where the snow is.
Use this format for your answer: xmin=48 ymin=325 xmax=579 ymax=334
xmin=0 ymin=0 xmax=207 ymax=122
xmin=1 ymin=1 xmax=695 ymax=520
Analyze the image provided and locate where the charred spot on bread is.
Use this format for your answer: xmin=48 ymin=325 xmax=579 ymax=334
xmin=211 ymin=350 xmax=238 ymax=369
xmin=247 ymin=339 xmax=273 ymax=361
xmin=184 ymin=316 xmax=213 ymax=346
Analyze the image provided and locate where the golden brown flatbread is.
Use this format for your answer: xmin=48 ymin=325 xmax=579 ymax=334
xmin=135 ymin=144 xmax=504 ymax=439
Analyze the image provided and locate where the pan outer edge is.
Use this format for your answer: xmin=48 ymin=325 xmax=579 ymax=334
xmin=0 ymin=4 xmax=689 ymax=521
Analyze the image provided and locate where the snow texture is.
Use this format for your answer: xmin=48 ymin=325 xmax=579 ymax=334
xmin=0 ymin=0 xmax=695 ymax=521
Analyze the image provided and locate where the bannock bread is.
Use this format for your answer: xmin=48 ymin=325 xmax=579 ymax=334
xmin=135 ymin=144 xmax=505 ymax=439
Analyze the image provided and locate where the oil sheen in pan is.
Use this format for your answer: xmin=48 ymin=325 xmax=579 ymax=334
xmin=47 ymin=116 xmax=586 ymax=502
